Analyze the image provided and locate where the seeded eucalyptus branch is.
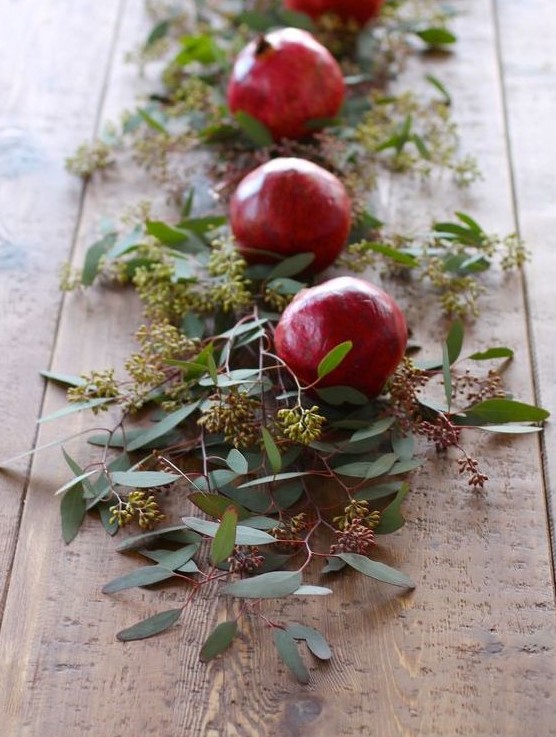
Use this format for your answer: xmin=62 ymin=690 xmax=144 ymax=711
xmin=2 ymin=0 xmax=548 ymax=685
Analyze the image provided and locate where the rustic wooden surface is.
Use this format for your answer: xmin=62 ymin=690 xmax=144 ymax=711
xmin=0 ymin=0 xmax=554 ymax=735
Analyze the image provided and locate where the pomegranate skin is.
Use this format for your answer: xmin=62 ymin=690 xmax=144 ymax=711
xmin=274 ymin=276 xmax=407 ymax=398
xmin=284 ymin=0 xmax=385 ymax=26
xmin=227 ymin=27 xmax=345 ymax=141
xmin=230 ymin=158 xmax=351 ymax=273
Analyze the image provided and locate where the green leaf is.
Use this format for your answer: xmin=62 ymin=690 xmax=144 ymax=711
xmin=102 ymin=565 xmax=175 ymax=594
xmin=111 ymin=471 xmax=181 ymax=488
xmin=335 ymin=453 xmax=398 ymax=479
xmin=234 ymin=110 xmax=273 ymax=147
xmin=261 ymin=427 xmax=282 ymax=474
xmin=477 ymin=424 xmax=543 ymax=434
xmin=62 ymin=448 xmax=96 ymax=497
xmin=126 ymin=403 xmax=199 ymax=451
xmin=360 ymin=242 xmax=418 ymax=267
xmin=415 ymin=27 xmax=457 ymax=46
xmin=238 ymin=471 xmax=315 ymax=488
xmin=144 ymin=19 xmax=170 ymax=49
xmin=441 ymin=342 xmax=453 ymax=411
xmin=182 ymin=517 xmax=277 ymax=545
xmin=140 ymin=545 xmax=199 ymax=572
xmin=81 ymin=233 xmax=117 ymax=286
xmin=316 ymin=386 xmax=368 ymax=405
xmin=116 ymin=608 xmax=182 ymax=641
xmin=98 ymin=501 xmax=119 ymax=536
xmin=222 ymin=571 xmax=302 ymax=599
xmin=39 ymin=398 xmax=113 ymax=423
xmin=210 ymin=507 xmax=238 ymax=566
xmin=350 ymin=417 xmax=395 ymax=443
xmin=146 ymin=219 xmax=189 ymax=246
xmin=426 ymin=74 xmax=452 ymax=104
xmin=265 ymin=277 xmax=306 ymax=296
xmin=468 ymin=347 xmax=514 ymax=361
xmin=173 ymin=33 xmax=224 ymax=66
xmin=277 ymin=8 xmax=317 ymax=31
xmin=375 ymin=483 xmax=409 ymax=535
xmin=322 ymin=556 xmax=347 ymax=574
xmin=60 ymin=484 xmax=87 ymax=544
xmin=267 ymin=253 xmax=314 ymax=279
xmin=317 ymin=341 xmax=353 ymax=379
xmin=188 ymin=492 xmax=251 ymax=521
xmin=338 ymin=553 xmax=415 ymax=589
xmin=116 ymin=525 xmax=200 ymax=552
xmin=461 ymin=398 xmax=549 ymax=424
xmin=226 ymin=448 xmax=249 ymax=475
xmin=273 ymin=629 xmax=310 ymax=684
xmin=40 ymin=370 xmax=86 ymax=387
xmin=200 ymin=621 xmax=238 ymax=662
xmin=88 ymin=428 xmax=181 ymax=450
xmin=54 ymin=469 xmax=98 ymax=497
xmin=287 ymin=623 xmax=332 ymax=660
xmin=137 ymin=108 xmax=167 ymax=133
xmin=293 ymin=585 xmax=332 ymax=596
xmin=446 ymin=320 xmax=464 ymax=364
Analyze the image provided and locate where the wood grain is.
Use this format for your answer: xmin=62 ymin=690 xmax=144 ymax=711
xmin=494 ymin=0 xmax=556 ymax=559
xmin=0 ymin=0 xmax=127 ymax=611
xmin=0 ymin=0 xmax=554 ymax=735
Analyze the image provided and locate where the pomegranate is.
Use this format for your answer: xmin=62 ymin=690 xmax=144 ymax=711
xmin=283 ymin=0 xmax=385 ymax=26
xmin=274 ymin=276 xmax=407 ymax=398
xmin=227 ymin=27 xmax=345 ymax=141
xmin=230 ymin=157 xmax=351 ymax=273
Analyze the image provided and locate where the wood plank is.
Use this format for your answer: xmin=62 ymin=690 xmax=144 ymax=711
xmin=494 ymin=0 xmax=556 ymax=557
xmin=0 ymin=0 xmax=127 ymax=610
xmin=0 ymin=0 xmax=554 ymax=735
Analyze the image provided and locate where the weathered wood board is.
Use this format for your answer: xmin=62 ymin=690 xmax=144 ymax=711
xmin=0 ymin=0 xmax=554 ymax=735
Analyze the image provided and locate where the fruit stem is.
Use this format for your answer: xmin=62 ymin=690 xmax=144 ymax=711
xmin=255 ymin=34 xmax=273 ymax=56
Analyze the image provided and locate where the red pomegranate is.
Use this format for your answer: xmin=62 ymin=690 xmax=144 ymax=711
xmin=283 ymin=0 xmax=385 ymax=26
xmin=274 ymin=276 xmax=407 ymax=398
xmin=227 ymin=27 xmax=345 ymax=141
xmin=229 ymin=157 xmax=351 ymax=273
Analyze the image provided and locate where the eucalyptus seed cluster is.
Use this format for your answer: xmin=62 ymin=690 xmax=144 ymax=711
xmin=67 ymin=369 xmax=119 ymax=412
xmin=277 ymin=405 xmax=326 ymax=445
xmin=109 ymin=490 xmax=166 ymax=529
xmin=197 ymin=388 xmax=261 ymax=449
xmin=330 ymin=500 xmax=381 ymax=555
xmin=457 ymin=455 xmax=489 ymax=489
xmin=271 ymin=513 xmax=311 ymax=551
xmin=65 ymin=138 xmax=115 ymax=178
xmin=387 ymin=357 xmax=428 ymax=431
xmin=228 ymin=546 xmax=264 ymax=575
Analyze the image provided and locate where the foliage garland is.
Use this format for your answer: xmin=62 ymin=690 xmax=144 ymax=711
xmin=2 ymin=0 xmax=549 ymax=682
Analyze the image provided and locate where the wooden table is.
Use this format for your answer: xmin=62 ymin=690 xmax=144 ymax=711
xmin=1 ymin=0 xmax=555 ymax=734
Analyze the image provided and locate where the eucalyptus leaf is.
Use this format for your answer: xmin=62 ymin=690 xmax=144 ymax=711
xmin=226 ymin=448 xmax=249 ymax=475
xmin=268 ymin=252 xmax=314 ymax=279
xmin=441 ymin=342 xmax=453 ymax=410
xmin=375 ymin=483 xmax=409 ymax=535
xmin=116 ymin=608 xmax=182 ymax=641
xmin=468 ymin=347 xmax=514 ymax=361
xmin=182 ymin=517 xmax=277 ymax=545
xmin=446 ymin=320 xmax=464 ymax=364
xmin=461 ymin=398 xmax=549 ymax=424
xmin=235 ymin=110 xmax=273 ymax=147
xmin=200 ymin=621 xmax=238 ymax=662
xmin=126 ymin=402 xmax=199 ymax=451
xmin=222 ymin=571 xmax=302 ymax=599
xmin=40 ymin=370 xmax=86 ymax=387
xmin=273 ymin=629 xmax=310 ymax=684
xmin=335 ymin=453 xmax=397 ymax=479
xmin=188 ymin=492 xmax=251 ymax=520
xmin=102 ymin=565 xmax=175 ymax=594
xmin=316 ymin=386 xmax=369 ymax=405
xmin=293 ymin=585 xmax=333 ymax=596
xmin=238 ymin=471 xmax=315 ymax=488
xmin=288 ymin=623 xmax=332 ymax=660
xmin=210 ymin=508 xmax=238 ymax=566
xmin=350 ymin=417 xmax=395 ymax=442
xmin=317 ymin=341 xmax=353 ymax=379
xmin=111 ymin=471 xmax=181 ymax=488
xmin=116 ymin=525 xmax=201 ymax=552
xmin=261 ymin=427 xmax=282 ymax=474
xmin=477 ymin=424 xmax=543 ymax=434
xmin=338 ymin=553 xmax=415 ymax=589
xmin=415 ymin=27 xmax=457 ymax=46
xmin=140 ymin=545 xmax=198 ymax=572
xmin=322 ymin=556 xmax=347 ymax=574
xmin=60 ymin=485 xmax=87 ymax=544
xmin=39 ymin=398 xmax=113 ymax=423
